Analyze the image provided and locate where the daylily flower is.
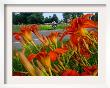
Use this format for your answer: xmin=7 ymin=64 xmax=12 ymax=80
xmin=27 ymin=53 xmax=37 ymax=62
xmin=61 ymin=69 xmax=79 ymax=76
xmin=13 ymin=32 xmax=27 ymax=46
xmin=48 ymin=47 xmax=68 ymax=62
xmin=69 ymin=35 xmax=91 ymax=59
xmin=48 ymin=51 xmax=58 ymax=62
xmin=79 ymin=48 xmax=90 ymax=59
xmin=29 ymin=24 xmax=49 ymax=46
xmin=28 ymin=47 xmax=68 ymax=64
xmin=19 ymin=25 xmax=39 ymax=48
xmin=20 ymin=25 xmax=33 ymax=42
xmin=27 ymin=51 xmax=50 ymax=66
xmin=30 ymin=24 xmax=39 ymax=33
xmin=13 ymin=32 xmax=22 ymax=41
xmin=60 ymin=14 xmax=98 ymax=41
xmin=36 ymin=51 xmax=52 ymax=75
xmin=27 ymin=51 xmax=52 ymax=75
xmin=77 ymin=14 xmax=98 ymax=29
xmin=60 ymin=14 xmax=98 ymax=59
xmin=69 ymin=14 xmax=97 ymax=29
xmin=54 ymin=47 xmax=68 ymax=54
xmin=48 ymin=32 xmax=59 ymax=46
xmin=70 ymin=35 xmax=80 ymax=46
xmin=27 ymin=53 xmax=49 ymax=76
xmin=80 ymin=65 xmax=98 ymax=76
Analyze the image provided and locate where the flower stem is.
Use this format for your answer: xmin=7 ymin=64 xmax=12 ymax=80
xmin=48 ymin=68 xmax=52 ymax=76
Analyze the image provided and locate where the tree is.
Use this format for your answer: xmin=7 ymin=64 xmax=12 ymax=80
xmin=48 ymin=16 xmax=52 ymax=23
xmin=44 ymin=17 xmax=49 ymax=23
xmin=20 ymin=13 xmax=33 ymax=24
xmin=63 ymin=13 xmax=72 ymax=23
xmin=63 ymin=12 xmax=84 ymax=23
xmin=44 ymin=16 xmax=52 ymax=23
xmin=12 ymin=13 xmax=25 ymax=25
xmin=51 ymin=14 xmax=58 ymax=23
xmin=27 ymin=13 xmax=44 ymax=24
xmin=13 ymin=12 xmax=44 ymax=25
xmin=91 ymin=12 xmax=98 ymax=22
xmin=71 ymin=12 xmax=83 ymax=18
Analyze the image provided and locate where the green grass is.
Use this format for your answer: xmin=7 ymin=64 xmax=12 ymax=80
xmin=56 ymin=23 xmax=68 ymax=29
xmin=12 ymin=25 xmax=20 ymax=32
xmin=12 ymin=23 xmax=68 ymax=32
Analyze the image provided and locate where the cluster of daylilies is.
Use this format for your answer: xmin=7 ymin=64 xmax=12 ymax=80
xmin=13 ymin=14 xmax=98 ymax=76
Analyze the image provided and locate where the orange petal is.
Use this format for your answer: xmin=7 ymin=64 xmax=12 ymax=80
xmin=27 ymin=54 xmax=37 ymax=62
xmin=36 ymin=51 xmax=47 ymax=61
xmin=13 ymin=32 xmax=22 ymax=41
xmin=70 ymin=35 xmax=80 ymax=46
xmin=30 ymin=24 xmax=39 ymax=32
xmin=80 ymin=48 xmax=90 ymax=59
xmin=61 ymin=69 xmax=79 ymax=76
xmin=81 ymin=19 xmax=98 ymax=29
xmin=82 ymin=14 xmax=93 ymax=19
xmin=48 ymin=51 xmax=58 ymax=62
xmin=54 ymin=47 xmax=68 ymax=54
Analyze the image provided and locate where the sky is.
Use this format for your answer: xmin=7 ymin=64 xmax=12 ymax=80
xmin=43 ymin=13 xmax=63 ymax=20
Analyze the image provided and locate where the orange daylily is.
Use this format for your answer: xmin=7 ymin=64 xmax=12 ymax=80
xmin=27 ymin=47 xmax=68 ymax=63
xmin=36 ymin=51 xmax=47 ymax=60
xmin=48 ymin=32 xmax=59 ymax=46
xmin=60 ymin=14 xmax=98 ymax=41
xmin=60 ymin=14 xmax=98 ymax=59
xmin=70 ymin=35 xmax=80 ymax=46
xmin=35 ymin=51 xmax=52 ymax=75
xmin=27 ymin=53 xmax=37 ymax=62
xmin=27 ymin=52 xmax=51 ymax=76
xmin=80 ymin=65 xmax=98 ymax=76
xmin=49 ymin=47 xmax=68 ymax=62
xmin=19 ymin=25 xmax=39 ymax=47
xmin=28 ymin=51 xmax=51 ymax=69
xmin=13 ymin=32 xmax=22 ymax=41
xmin=48 ymin=51 xmax=58 ymax=62
xmin=20 ymin=25 xmax=33 ymax=42
xmin=30 ymin=24 xmax=39 ymax=33
xmin=48 ymin=47 xmax=68 ymax=62
xmin=13 ymin=32 xmax=27 ymax=46
xmin=29 ymin=25 xmax=49 ymax=46
xmin=54 ymin=47 xmax=68 ymax=54
xmin=79 ymin=48 xmax=90 ymax=59
xmin=77 ymin=14 xmax=98 ymax=29
xmin=69 ymin=14 xmax=97 ymax=29
xmin=61 ymin=69 xmax=79 ymax=76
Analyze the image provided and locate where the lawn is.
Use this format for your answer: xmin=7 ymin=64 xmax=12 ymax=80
xmin=12 ymin=23 xmax=68 ymax=32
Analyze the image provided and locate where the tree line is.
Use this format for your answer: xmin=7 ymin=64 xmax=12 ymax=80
xmin=12 ymin=12 xmax=98 ymax=25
